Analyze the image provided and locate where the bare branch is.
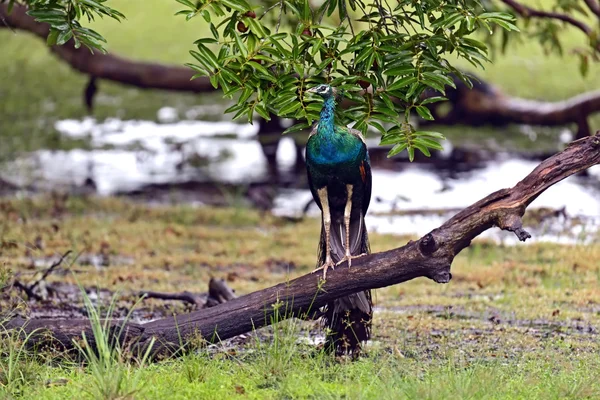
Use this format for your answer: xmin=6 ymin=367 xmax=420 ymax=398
xmin=583 ymin=0 xmax=600 ymax=18
xmin=9 ymin=250 xmax=73 ymax=301
xmin=29 ymin=251 xmax=72 ymax=293
xmin=500 ymin=0 xmax=600 ymax=52
xmin=139 ymin=278 xmax=237 ymax=308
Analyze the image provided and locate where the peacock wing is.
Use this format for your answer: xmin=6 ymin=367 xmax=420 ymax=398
xmin=344 ymin=127 xmax=372 ymax=214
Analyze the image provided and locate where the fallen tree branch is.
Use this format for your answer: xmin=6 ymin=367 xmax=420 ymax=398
xmin=6 ymin=132 xmax=600 ymax=358
xmin=10 ymin=250 xmax=72 ymax=301
xmin=422 ymin=74 xmax=600 ymax=139
xmin=0 ymin=4 xmax=213 ymax=94
xmin=28 ymin=250 xmax=72 ymax=293
xmin=139 ymin=278 xmax=237 ymax=308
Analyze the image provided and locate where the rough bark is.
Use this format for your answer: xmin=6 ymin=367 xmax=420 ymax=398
xmin=5 ymin=132 xmax=600 ymax=358
xmin=0 ymin=3 xmax=213 ymax=94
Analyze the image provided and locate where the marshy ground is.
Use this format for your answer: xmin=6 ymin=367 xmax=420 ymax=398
xmin=1 ymin=196 xmax=600 ymax=398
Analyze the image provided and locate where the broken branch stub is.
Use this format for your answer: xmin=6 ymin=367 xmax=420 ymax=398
xmin=5 ymin=133 xmax=600 ymax=358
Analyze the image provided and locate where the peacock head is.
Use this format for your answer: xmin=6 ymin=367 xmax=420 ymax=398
xmin=307 ymin=84 xmax=336 ymax=99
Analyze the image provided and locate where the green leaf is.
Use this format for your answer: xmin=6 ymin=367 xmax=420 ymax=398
xmin=234 ymin=32 xmax=248 ymax=58
xmin=414 ymin=136 xmax=444 ymax=151
xmin=370 ymin=121 xmax=387 ymax=135
xmin=279 ymin=101 xmax=302 ymax=115
xmin=379 ymin=134 xmax=401 ymax=146
xmin=196 ymin=44 xmax=220 ymax=69
xmin=479 ymin=12 xmax=516 ymax=22
xmin=175 ymin=0 xmax=197 ymax=8
xmin=47 ymin=28 xmax=59 ymax=46
xmin=221 ymin=68 xmax=243 ymax=86
xmin=493 ymin=19 xmax=520 ymax=32
xmin=407 ymin=146 xmax=415 ymax=162
xmin=246 ymin=18 xmax=268 ymax=37
xmin=246 ymin=61 xmax=270 ymax=76
xmin=414 ymin=130 xmax=445 ymax=140
xmin=311 ymin=38 xmax=324 ymax=57
xmin=413 ymin=142 xmax=431 ymax=157
xmin=56 ymin=29 xmax=73 ymax=45
xmin=220 ymin=0 xmax=248 ymax=12
xmin=283 ymin=122 xmax=312 ymax=134
xmin=210 ymin=23 xmax=219 ymax=39
xmin=415 ymin=106 xmax=434 ymax=121
xmin=255 ymin=104 xmax=270 ymax=120
xmin=385 ymin=66 xmax=415 ymax=76
xmin=421 ymin=96 xmax=447 ymax=105
xmin=355 ymin=46 xmax=374 ymax=65
xmin=387 ymin=143 xmax=408 ymax=158
xmin=387 ymin=76 xmax=417 ymax=92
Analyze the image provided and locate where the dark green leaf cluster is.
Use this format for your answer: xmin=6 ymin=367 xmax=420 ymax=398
xmin=179 ymin=0 xmax=518 ymax=158
xmin=6 ymin=0 xmax=124 ymax=52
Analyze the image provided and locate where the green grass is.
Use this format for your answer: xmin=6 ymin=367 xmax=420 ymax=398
xmin=0 ymin=196 xmax=599 ymax=398
xmin=18 ymin=350 xmax=600 ymax=399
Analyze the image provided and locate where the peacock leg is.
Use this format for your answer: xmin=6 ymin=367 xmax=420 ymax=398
xmin=314 ymin=187 xmax=335 ymax=279
xmin=336 ymin=184 xmax=354 ymax=268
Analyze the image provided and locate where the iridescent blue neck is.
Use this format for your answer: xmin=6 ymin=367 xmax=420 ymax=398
xmin=317 ymin=96 xmax=336 ymax=136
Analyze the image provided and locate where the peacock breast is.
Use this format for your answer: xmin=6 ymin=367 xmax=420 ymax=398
xmin=306 ymin=132 xmax=366 ymax=179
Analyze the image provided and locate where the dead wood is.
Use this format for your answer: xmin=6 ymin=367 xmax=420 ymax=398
xmin=5 ymin=132 xmax=600 ymax=358
xmin=139 ymin=278 xmax=237 ymax=308
xmin=0 ymin=4 xmax=213 ymax=95
xmin=420 ymin=74 xmax=600 ymax=139
xmin=10 ymin=250 xmax=72 ymax=301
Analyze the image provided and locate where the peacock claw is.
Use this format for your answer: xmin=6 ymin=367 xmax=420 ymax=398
xmin=336 ymin=253 xmax=368 ymax=268
xmin=313 ymin=259 xmax=335 ymax=279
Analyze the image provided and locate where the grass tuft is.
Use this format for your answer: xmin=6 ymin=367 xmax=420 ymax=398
xmin=73 ymin=289 xmax=155 ymax=400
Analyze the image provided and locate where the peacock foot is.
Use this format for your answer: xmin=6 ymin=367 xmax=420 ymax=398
xmin=313 ymin=258 xmax=335 ymax=279
xmin=335 ymin=253 xmax=368 ymax=268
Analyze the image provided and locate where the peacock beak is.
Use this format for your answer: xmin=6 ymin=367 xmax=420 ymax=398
xmin=306 ymin=86 xmax=319 ymax=93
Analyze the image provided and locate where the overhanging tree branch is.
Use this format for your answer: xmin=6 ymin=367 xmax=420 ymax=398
xmin=5 ymin=132 xmax=600 ymax=358
xmin=583 ymin=0 xmax=600 ymax=18
xmin=0 ymin=3 xmax=213 ymax=93
xmin=499 ymin=0 xmax=600 ymax=52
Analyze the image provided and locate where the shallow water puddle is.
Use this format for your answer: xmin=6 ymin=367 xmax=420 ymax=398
xmin=2 ymin=116 xmax=599 ymax=242
xmin=4 ymin=117 xmax=296 ymax=194
xmin=275 ymin=160 xmax=600 ymax=243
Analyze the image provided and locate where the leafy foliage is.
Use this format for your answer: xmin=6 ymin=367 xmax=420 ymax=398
xmin=4 ymin=0 xmax=123 ymax=52
xmin=7 ymin=0 xmax=520 ymax=158
xmin=176 ymin=0 xmax=518 ymax=158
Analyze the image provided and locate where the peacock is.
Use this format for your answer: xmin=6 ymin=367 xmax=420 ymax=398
xmin=305 ymin=84 xmax=372 ymax=356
